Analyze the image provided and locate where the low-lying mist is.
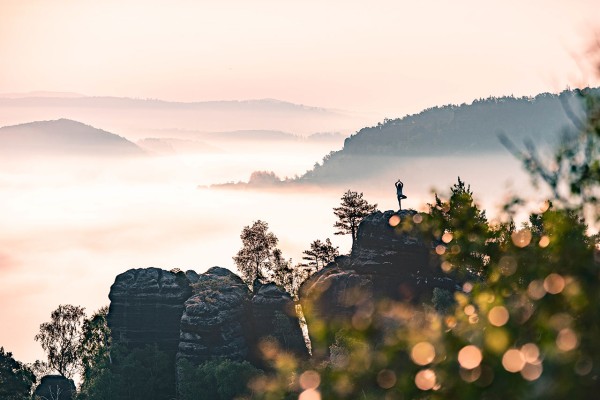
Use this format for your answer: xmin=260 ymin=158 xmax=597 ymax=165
xmin=0 ymin=140 xmax=540 ymax=364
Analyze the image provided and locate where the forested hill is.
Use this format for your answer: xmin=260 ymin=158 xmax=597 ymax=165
xmin=297 ymin=88 xmax=595 ymax=184
xmin=343 ymin=89 xmax=591 ymax=156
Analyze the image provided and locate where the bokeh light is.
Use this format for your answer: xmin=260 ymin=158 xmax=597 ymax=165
xmin=299 ymin=389 xmax=321 ymax=400
xmin=442 ymin=232 xmax=453 ymax=243
xmin=527 ymin=280 xmax=546 ymax=300
xmin=388 ymin=215 xmax=401 ymax=227
xmin=574 ymin=356 xmax=593 ymax=376
xmin=511 ymin=229 xmax=532 ymax=248
xmin=458 ymin=345 xmax=482 ymax=369
xmin=487 ymin=306 xmax=509 ymax=327
xmin=459 ymin=366 xmax=481 ymax=382
xmin=377 ymin=369 xmax=397 ymax=389
xmin=299 ymin=370 xmax=321 ymax=390
xmin=556 ymin=328 xmax=578 ymax=351
xmin=520 ymin=343 xmax=540 ymax=363
xmin=502 ymin=349 xmax=526 ymax=372
xmin=412 ymin=214 xmax=423 ymax=224
xmin=544 ymin=273 xmax=565 ymax=294
xmin=520 ymin=362 xmax=543 ymax=381
xmin=485 ymin=328 xmax=509 ymax=353
xmin=435 ymin=245 xmax=446 ymax=255
xmin=441 ymin=261 xmax=453 ymax=272
xmin=539 ymin=235 xmax=550 ymax=248
xmin=411 ymin=342 xmax=436 ymax=366
xmin=415 ymin=369 xmax=436 ymax=390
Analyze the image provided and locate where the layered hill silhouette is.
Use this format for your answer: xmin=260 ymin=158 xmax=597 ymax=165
xmin=298 ymin=89 xmax=593 ymax=184
xmin=216 ymin=88 xmax=593 ymax=188
xmin=0 ymin=94 xmax=371 ymax=138
xmin=0 ymin=119 xmax=144 ymax=157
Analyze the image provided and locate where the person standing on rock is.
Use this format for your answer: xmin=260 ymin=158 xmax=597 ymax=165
xmin=395 ymin=179 xmax=407 ymax=210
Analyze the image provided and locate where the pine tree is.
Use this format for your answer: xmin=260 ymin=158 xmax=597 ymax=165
xmin=333 ymin=190 xmax=378 ymax=247
xmin=302 ymin=238 xmax=339 ymax=270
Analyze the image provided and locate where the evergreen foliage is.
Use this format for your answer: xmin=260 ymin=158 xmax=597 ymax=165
xmin=301 ymin=238 xmax=339 ymax=271
xmin=333 ymin=190 xmax=378 ymax=246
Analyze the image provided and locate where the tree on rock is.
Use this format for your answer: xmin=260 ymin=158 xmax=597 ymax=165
xmin=302 ymin=238 xmax=339 ymax=270
xmin=333 ymin=190 xmax=378 ymax=247
xmin=233 ymin=220 xmax=285 ymax=287
xmin=34 ymin=304 xmax=85 ymax=379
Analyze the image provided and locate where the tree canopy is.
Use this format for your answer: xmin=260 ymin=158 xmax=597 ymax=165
xmin=233 ymin=220 xmax=284 ymax=287
xmin=302 ymin=238 xmax=339 ymax=271
xmin=34 ymin=304 xmax=86 ymax=379
xmin=0 ymin=347 xmax=36 ymax=400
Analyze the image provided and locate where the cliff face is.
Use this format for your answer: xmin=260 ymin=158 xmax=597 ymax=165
xmin=107 ymin=266 xmax=308 ymax=376
xmin=250 ymin=283 xmax=309 ymax=360
xmin=107 ymin=268 xmax=192 ymax=356
xmin=177 ymin=267 xmax=253 ymax=365
xmin=300 ymin=209 xmax=458 ymax=356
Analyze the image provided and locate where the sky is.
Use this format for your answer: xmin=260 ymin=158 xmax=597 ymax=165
xmin=1 ymin=0 xmax=600 ymax=370
xmin=1 ymin=0 xmax=599 ymax=117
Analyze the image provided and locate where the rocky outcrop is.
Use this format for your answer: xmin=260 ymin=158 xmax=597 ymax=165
xmin=176 ymin=269 xmax=309 ymax=368
xmin=33 ymin=375 xmax=76 ymax=400
xmin=177 ymin=267 xmax=252 ymax=365
xmin=301 ymin=209 xmax=458 ymax=356
xmin=107 ymin=266 xmax=309 ymax=391
xmin=107 ymin=268 xmax=192 ymax=355
xmin=251 ymin=283 xmax=309 ymax=360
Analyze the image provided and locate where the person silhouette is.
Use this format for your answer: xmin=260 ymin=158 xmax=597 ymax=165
xmin=395 ymin=180 xmax=407 ymax=210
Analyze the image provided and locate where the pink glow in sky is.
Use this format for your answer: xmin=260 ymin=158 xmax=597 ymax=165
xmin=0 ymin=0 xmax=599 ymax=369
xmin=1 ymin=0 xmax=598 ymax=115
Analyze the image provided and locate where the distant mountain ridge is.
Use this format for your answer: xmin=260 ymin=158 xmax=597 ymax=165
xmin=0 ymin=94 xmax=375 ymax=138
xmin=0 ymin=119 xmax=144 ymax=156
xmin=298 ymin=88 xmax=595 ymax=184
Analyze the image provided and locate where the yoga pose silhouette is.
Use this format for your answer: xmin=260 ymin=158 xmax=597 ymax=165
xmin=395 ymin=180 xmax=407 ymax=210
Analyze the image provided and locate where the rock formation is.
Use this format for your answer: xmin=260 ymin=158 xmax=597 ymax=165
xmin=33 ymin=375 xmax=76 ymax=400
xmin=300 ymin=209 xmax=458 ymax=356
xmin=107 ymin=266 xmax=309 ymax=391
xmin=251 ymin=283 xmax=309 ymax=360
xmin=177 ymin=267 xmax=253 ymax=365
xmin=107 ymin=267 xmax=192 ymax=356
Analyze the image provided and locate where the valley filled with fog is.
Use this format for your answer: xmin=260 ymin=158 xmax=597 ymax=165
xmin=0 ymin=111 xmax=538 ymax=365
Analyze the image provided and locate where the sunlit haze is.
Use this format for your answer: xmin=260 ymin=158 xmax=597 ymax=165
xmin=0 ymin=0 xmax=599 ymax=370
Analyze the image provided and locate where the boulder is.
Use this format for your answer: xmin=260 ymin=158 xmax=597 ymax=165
xmin=33 ymin=375 xmax=75 ymax=400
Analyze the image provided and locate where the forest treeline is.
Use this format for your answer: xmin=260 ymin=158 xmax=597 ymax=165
xmin=300 ymin=88 xmax=597 ymax=183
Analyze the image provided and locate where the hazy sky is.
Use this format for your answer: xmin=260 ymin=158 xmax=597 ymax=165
xmin=1 ymin=0 xmax=599 ymax=368
xmin=1 ymin=0 xmax=599 ymax=116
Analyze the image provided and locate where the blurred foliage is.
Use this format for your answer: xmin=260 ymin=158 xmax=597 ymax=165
xmin=251 ymin=85 xmax=600 ymax=399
